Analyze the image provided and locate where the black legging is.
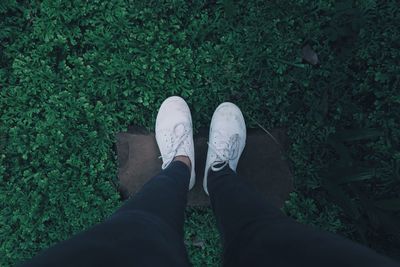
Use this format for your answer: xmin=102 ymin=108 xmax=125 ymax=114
xmin=21 ymin=161 xmax=399 ymax=267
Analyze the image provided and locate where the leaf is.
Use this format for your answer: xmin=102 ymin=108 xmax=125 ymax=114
xmin=191 ymin=235 xmax=206 ymax=249
xmin=332 ymin=129 xmax=383 ymax=142
xmin=322 ymin=179 xmax=361 ymax=220
xmin=358 ymin=191 xmax=400 ymax=237
xmin=302 ymin=44 xmax=319 ymax=65
xmin=334 ymin=1 xmax=353 ymax=12
xmin=374 ymin=199 xmax=400 ymax=211
xmin=334 ymin=167 xmax=376 ymax=184
xmin=192 ymin=239 xmax=205 ymax=249
xmin=223 ymin=0 xmax=236 ymax=18
xmin=327 ymin=137 xmax=352 ymax=166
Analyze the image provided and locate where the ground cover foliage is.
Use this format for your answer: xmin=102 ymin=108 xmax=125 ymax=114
xmin=1 ymin=0 xmax=399 ymax=266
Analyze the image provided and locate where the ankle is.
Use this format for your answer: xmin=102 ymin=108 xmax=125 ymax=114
xmin=173 ymin=155 xmax=191 ymax=170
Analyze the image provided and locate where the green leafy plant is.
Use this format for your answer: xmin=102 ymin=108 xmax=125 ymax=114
xmin=1 ymin=0 xmax=399 ymax=266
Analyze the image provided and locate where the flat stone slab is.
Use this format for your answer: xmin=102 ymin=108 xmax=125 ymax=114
xmin=116 ymin=127 xmax=293 ymax=208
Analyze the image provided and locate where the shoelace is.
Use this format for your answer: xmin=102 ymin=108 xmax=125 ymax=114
xmin=159 ymin=123 xmax=190 ymax=169
xmin=207 ymin=132 xmax=240 ymax=171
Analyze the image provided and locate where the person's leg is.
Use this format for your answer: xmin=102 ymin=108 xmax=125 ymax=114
xmin=203 ymin=102 xmax=399 ymax=267
xmin=21 ymin=160 xmax=191 ymax=267
xmin=115 ymin=158 xmax=191 ymax=237
xmin=22 ymin=96 xmax=196 ymax=267
xmin=208 ymin=166 xmax=399 ymax=267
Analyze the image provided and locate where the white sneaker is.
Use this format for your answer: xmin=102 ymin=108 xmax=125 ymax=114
xmin=203 ymin=102 xmax=246 ymax=195
xmin=155 ymin=96 xmax=195 ymax=190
